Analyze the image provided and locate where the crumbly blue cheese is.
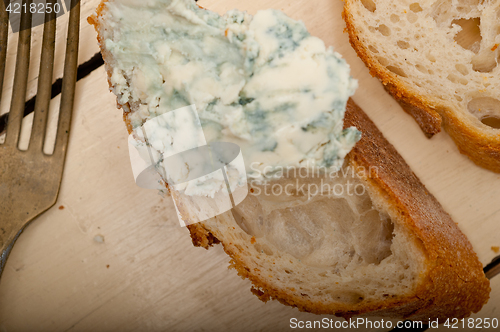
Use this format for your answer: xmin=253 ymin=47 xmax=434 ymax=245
xmin=101 ymin=0 xmax=360 ymax=185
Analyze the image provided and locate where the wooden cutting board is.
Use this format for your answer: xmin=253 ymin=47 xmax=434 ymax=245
xmin=0 ymin=0 xmax=498 ymax=331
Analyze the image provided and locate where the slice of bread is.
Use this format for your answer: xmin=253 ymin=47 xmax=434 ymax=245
xmin=89 ymin=0 xmax=490 ymax=321
xmin=342 ymin=0 xmax=500 ymax=173
xmin=186 ymin=99 xmax=490 ymax=320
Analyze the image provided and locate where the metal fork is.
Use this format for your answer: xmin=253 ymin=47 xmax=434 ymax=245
xmin=0 ymin=0 xmax=80 ymax=278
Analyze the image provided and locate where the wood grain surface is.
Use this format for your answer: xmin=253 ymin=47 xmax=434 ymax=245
xmin=0 ymin=0 xmax=498 ymax=331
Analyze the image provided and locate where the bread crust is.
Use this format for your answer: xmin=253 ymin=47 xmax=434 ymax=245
xmin=342 ymin=99 xmax=489 ymax=320
xmin=89 ymin=0 xmax=490 ymax=321
xmin=342 ymin=0 xmax=500 ymax=173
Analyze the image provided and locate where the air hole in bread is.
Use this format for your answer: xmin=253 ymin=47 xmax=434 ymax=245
xmin=390 ymin=14 xmax=400 ymax=23
xmin=481 ymin=116 xmax=500 ymax=129
xmin=452 ymin=17 xmax=481 ymax=53
xmin=232 ymin=196 xmax=265 ymax=238
xmin=356 ymin=210 xmax=394 ymax=264
xmin=415 ymin=64 xmax=428 ymax=74
xmin=349 ymin=190 xmax=373 ymax=214
xmin=377 ymin=56 xmax=390 ymax=66
xmin=472 ymin=50 xmax=498 ymax=73
xmin=386 ymin=65 xmax=407 ymax=77
xmin=407 ymin=12 xmax=418 ymax=24
xmin=368 ymin=45 xmax=379 ymax=53
xmin=447 ymin=73 xmax=459 ymax=83
xmin=232 ymin=173 xmax=396 ymax=269
xmin=426 ymin=53 xmax=436 ymax=62
xmin=397 ymin=40 xmax=410 ymax=49
xmin=361 ymin=0 xmax=376 ymax=13
xmin=468 ymin=97 xmax=500 ymax=129
xmin=455 ymin=63 xmax=469 ymax=76
xmin=255 ymin=243 xmax=274 ymax=256
xmin=409 ymin=3 xmax=423 ymax=13
xmin=446 ymin=74 xmax=468 ymax=85
xmin=377 ymin=24 xmax=391 ymax=36
xmin=327 ymin=290 xmax=365 ymax=304
xmin=455 ymin=95 xmax=463 ymax=102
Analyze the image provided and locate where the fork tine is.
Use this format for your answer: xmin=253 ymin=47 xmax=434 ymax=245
xmin=4 ymin=0 xmax=32 ymax=147
xmin=29 ymin=0 xmax=57 ymax=153
xmin=53 ymin=0 xmax=79 ymax=158
xmin=0 ymin=0 xmax=10 ymax=106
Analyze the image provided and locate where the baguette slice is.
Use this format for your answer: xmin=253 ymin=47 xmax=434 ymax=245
xmin=342 ymin=0 xmax=500 ymax=172
xmin=89 ymin=0 xmax=490 ymax=320
xmin=186 ymin=99 xmax=490 ymax=320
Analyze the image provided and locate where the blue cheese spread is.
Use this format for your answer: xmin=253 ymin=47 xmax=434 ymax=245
xmin=100 ymin=0 xmax=360 ymax=190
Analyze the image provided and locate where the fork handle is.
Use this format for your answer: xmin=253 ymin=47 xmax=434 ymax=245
xmin=0 ymin=227 xmax=26 ymax=279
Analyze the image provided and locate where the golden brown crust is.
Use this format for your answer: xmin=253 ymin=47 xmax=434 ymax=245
xmin=89 ymin=1 xmax=489 ymax=320
xmin=342 ymin=1 xmax=500 ymax=173
xmin=186 ymin=223 xmax=220 ymax=249
xmin=382 ymin=84 xmax=441 ymax=138
xmin=343 ymin=99 xmax=490 ymax=320
xmin=88 ymin=1 xmax=113 ymax=89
